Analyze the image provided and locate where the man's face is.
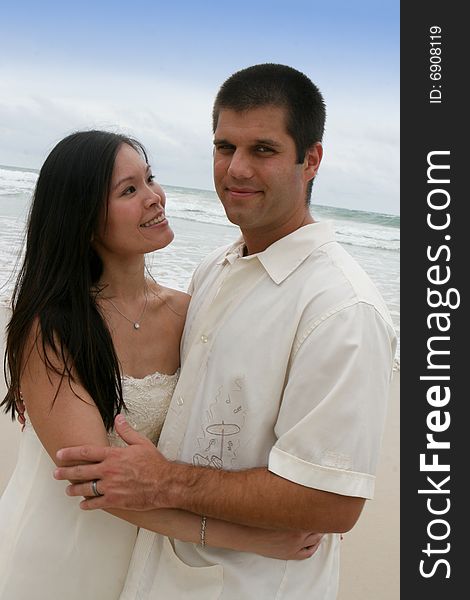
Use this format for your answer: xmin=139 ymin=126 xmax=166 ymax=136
xmin=213 ymin=106 xmax=320 ymax=242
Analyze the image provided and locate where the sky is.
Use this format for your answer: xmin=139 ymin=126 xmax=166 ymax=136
xmin=0 ymin=0 xmax=399 ymax=215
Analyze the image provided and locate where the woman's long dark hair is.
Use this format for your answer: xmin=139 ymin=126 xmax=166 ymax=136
xmin=2 ymin=130 xmax=148 ymax=430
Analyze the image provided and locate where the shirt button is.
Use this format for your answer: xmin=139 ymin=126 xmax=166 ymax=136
xmin=200 ymin=334 xmax=208 ymax=343
xmin=176 ymin=396 xmax=184 ymax=406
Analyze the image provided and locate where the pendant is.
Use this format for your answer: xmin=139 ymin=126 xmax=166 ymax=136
xmin=134 ymin=323 xmax=140 ymax=330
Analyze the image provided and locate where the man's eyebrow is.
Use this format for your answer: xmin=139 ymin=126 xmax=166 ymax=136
xmin=213 ymin=138 xmax=281 ymax=147
xmin=113 ymin=165 xmax=151 ymax=190
xmin=255 ymin=138 xmax=282 ymax=147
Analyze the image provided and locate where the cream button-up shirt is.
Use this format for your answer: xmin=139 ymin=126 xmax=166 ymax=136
xmin=121 ymin=221 xmax=396 ymax=600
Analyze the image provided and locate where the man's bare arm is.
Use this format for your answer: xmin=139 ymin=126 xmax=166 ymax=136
xmin=55 ymin=415 xmax=364 ymax=532
xmin=162 ymin=464 xmax=364 ymax=532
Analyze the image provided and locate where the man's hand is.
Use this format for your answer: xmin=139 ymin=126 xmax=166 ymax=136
xmin=54 ymin=415 xmax=171 ymax=511
xmin=56 ymin=417 xmax=364 ymax=532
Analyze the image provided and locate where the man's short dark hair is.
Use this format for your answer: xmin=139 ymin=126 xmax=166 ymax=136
xmin=212 ymin=63 xmax=326 ymax=203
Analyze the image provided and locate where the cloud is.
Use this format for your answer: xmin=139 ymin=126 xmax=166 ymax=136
xmin=0 ymin=63 xmax=399 ymax=214
xmin=0 ymin=64 xmax=215 ymax=186
xmin=312 ymin=92 xmax=399 ymax=214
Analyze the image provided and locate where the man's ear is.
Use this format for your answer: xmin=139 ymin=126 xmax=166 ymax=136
xmin=303 ymin=142 xmax=323 ymax=182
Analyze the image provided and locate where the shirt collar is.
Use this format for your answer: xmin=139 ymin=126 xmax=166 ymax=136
xmin=218 ymin=221 xmax=336 ymax=284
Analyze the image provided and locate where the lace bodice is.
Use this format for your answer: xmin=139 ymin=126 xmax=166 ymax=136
xmin=107 ymin=370 xmax=179 ymax=447
xmin=21 ymin=370 xmax=177 ymax=446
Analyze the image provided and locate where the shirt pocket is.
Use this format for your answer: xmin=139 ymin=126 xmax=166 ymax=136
xmin=122 ymin=533 xmax=224 ymax=600
xmin=154 ymin=537 xmax=224 ymax=599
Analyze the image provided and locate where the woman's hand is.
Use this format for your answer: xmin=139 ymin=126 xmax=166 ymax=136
xmin=236 ymin=526 xmax=324 ymax=560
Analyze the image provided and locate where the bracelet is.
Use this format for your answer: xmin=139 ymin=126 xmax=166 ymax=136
xmin=200 ymin=516 xmax=207 ymax=547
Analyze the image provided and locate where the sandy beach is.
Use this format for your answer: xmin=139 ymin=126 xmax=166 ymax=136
xmin=0 ymin=304 xmax=399 ymax=598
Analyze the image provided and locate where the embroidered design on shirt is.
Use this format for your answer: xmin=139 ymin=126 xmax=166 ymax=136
xmin=193 ymin=378 xmax=246 ymax=469
xmin=321 ymin=451 xmax=352 ymax=470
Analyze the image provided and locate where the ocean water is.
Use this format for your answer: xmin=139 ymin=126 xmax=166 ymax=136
xmin=0 ymin=164 xmax=400 ymax=365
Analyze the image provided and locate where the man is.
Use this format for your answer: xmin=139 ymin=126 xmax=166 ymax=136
xmin=55 ymin=64 xmax=396 ymax=598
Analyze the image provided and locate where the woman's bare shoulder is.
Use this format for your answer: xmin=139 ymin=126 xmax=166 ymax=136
xmin=151 ymin=284 xmax=191 ymax=319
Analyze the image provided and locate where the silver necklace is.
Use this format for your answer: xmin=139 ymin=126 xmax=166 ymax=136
xmin=104 ymin=285 xmax=149 ymax=330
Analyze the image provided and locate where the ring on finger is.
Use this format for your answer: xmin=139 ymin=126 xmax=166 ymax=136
xmin=91 ymin=479 xmax=103 ymax=497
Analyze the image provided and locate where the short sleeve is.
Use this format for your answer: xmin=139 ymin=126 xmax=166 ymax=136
xmin=268 ymin=301 xmax=396 ymax=499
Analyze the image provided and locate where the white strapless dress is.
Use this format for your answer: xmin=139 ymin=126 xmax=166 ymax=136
xmin=0 ymin=370 xmax=178 ymax=600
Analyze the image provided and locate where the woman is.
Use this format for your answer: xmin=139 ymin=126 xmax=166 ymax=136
xmin=0 ymin=131 xmax=320 ymax=599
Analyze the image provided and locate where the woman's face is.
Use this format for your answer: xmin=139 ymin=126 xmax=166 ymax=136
xmin=94 ymin=143 xmax=174 ymax=258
